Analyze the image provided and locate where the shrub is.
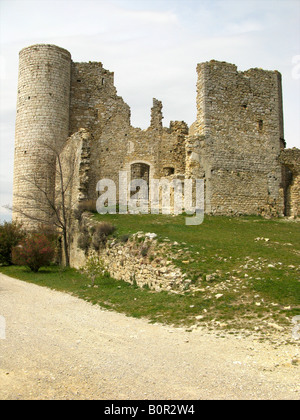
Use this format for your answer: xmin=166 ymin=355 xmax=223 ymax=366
xmin=140 ymin=244 xmax=149 ymax=257
xmin=97 ymin=222 xmax=116 ymax=237
xmin=12 ymin=231 xmax=56 ymax=272
xmin=80 ymin=254 xmax=106 ymax=287
xmin=0 ymin=222 xmax=25 ymax=266
xmin=74 ymin=200 xmax=97 ymax=221
xmin=92 ymin=222 xmax=116 ymax=250
xmin=78 ymin=222 xmax=116 ymax=253
xmin=119 ymin=234 xmax=130 ymax=243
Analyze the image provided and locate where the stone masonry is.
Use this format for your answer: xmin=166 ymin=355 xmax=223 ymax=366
xmin=70 ymin=213 xmax=190 ymax=292
xmin=12 ymin=44 xmax=300 ymax=235
xmin=190 ymin=61 xmax=286 ymax=216
xmin=280 ymin=148 xmax=300 ymax=218
xmin=13 ymin=45 xmax=71 ymax=228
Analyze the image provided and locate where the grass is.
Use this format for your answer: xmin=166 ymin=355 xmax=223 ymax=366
xmin=1 ymin=214 xmax=299 ymax=337
xmin=0 ymin=264 xmax=209 ymax=326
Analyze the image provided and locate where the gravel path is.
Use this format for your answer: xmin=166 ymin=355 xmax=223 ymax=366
xmin=0 ymin=273 xmax=299 ymax=400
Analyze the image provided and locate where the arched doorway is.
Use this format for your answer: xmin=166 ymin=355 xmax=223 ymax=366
xmin=129 ymin=163 xmax=150 ymax=214
xmin=131 ymin=162 xmax=150 ymax=183
xmin=130 ymin=162 xmax=150 ymax=196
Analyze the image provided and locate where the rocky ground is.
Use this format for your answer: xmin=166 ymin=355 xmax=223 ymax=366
xmin=0 ymin=273 xmax=299 ymax=400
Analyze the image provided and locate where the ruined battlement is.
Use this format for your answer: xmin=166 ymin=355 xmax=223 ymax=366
xmin=193 ymin=59 xmax=286 ymax=216
xmin=12 ymin=44 xmax=300 ymax=229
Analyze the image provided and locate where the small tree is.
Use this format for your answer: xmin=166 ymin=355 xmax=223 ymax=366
xmin=81 ymin=253 xmax=106 ymax=287
xmin=0 ymin=222 xmax=25 ymax=266
xmin=12 ymin=231 xmax=56 ymax=272
xmin=12 ymin=140 xmax=81 ymax=267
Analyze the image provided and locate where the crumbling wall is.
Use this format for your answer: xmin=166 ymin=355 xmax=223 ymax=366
xmin=280 ymin=148 xmax=300 ymax=218
xmin=67 ymin=59 xmax=291 ymax=217
xmin=69 ymin=214 xmax=189 ymax=292
xmin=70 ymin=72 xmax=189 ymax=206
xmin=69 ymin=61 xmax=132 ymax=200
xmin=194 ymin=60 xmax=285 ymax=216
xmin=69 ymin=61 xmax=120 ymax=135
xmin=57 ymin=128 xmax=92 ymax=210
xmin=14 ymin=44 xmax=299 ymax=228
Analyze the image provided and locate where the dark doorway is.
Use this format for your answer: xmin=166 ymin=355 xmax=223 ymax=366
xmin=130 ymin=163 xmax=150 ymax=195
xmin=282 ymin=165 xmax=293 ymax=216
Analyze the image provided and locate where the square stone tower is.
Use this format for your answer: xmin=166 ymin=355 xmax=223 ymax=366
xmin=188 ymin=60 xmax=285 ymax=216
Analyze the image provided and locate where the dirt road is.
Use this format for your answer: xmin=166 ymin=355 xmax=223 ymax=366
xmin=0 ymin=273 xmax=299 ymax=400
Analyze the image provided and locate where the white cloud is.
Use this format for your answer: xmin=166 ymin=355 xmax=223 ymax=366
xmin=225 ymin=20 xmax=263 ymax=34
xmin=121 ymin=9 xmax=178 ymax=25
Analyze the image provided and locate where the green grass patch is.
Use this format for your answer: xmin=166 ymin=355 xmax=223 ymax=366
xmin=1 ymin=214 xmax=299 ymax=334
xmin=0 ymin=264 xmax=210 ymax=327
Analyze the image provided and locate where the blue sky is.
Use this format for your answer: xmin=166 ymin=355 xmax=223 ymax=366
xmin=0 ymin=0 xmax=299 ymax=222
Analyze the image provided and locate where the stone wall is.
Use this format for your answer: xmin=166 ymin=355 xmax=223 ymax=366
xmin=69 ymin=60 xmax=188 ymax=205
xmin=100 ymin=234 xmax=188 ymax=292
xmin=194 ymin=60 xmax=285 ymax=216
xmin=57 ymin=128 xmax=92 ymax=208
xmin=96 ymin=100 xmax=188 ymax=198
xmin=69 ymin=61 xmax=119 ymax=135
xmin=69 ymin=214 xmax=189 ymax=292
xmin=12 ymin=44 xmax=300 ymax=231
xmin=280 ymin=148 xmax=300 ymax=217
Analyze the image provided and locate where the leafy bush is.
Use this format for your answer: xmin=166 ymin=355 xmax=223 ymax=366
xmin=80 ymin=254 xmax=106 ymax=287
xmin=12 ymin=231 xmax=56 ymax=272
xmin=0 ymin=222 xmax=25 ymax=266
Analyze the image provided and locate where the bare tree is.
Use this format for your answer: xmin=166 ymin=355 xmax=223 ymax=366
xmin=12 ymin=142 xmax=80 ymax=267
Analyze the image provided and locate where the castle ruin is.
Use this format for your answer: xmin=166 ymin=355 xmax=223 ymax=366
xmin=12 ymin=44 xmax=300 ymax=229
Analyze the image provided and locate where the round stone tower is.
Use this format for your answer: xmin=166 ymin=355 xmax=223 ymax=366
xmin=12 ymin=44 xmax=71 ymax=228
